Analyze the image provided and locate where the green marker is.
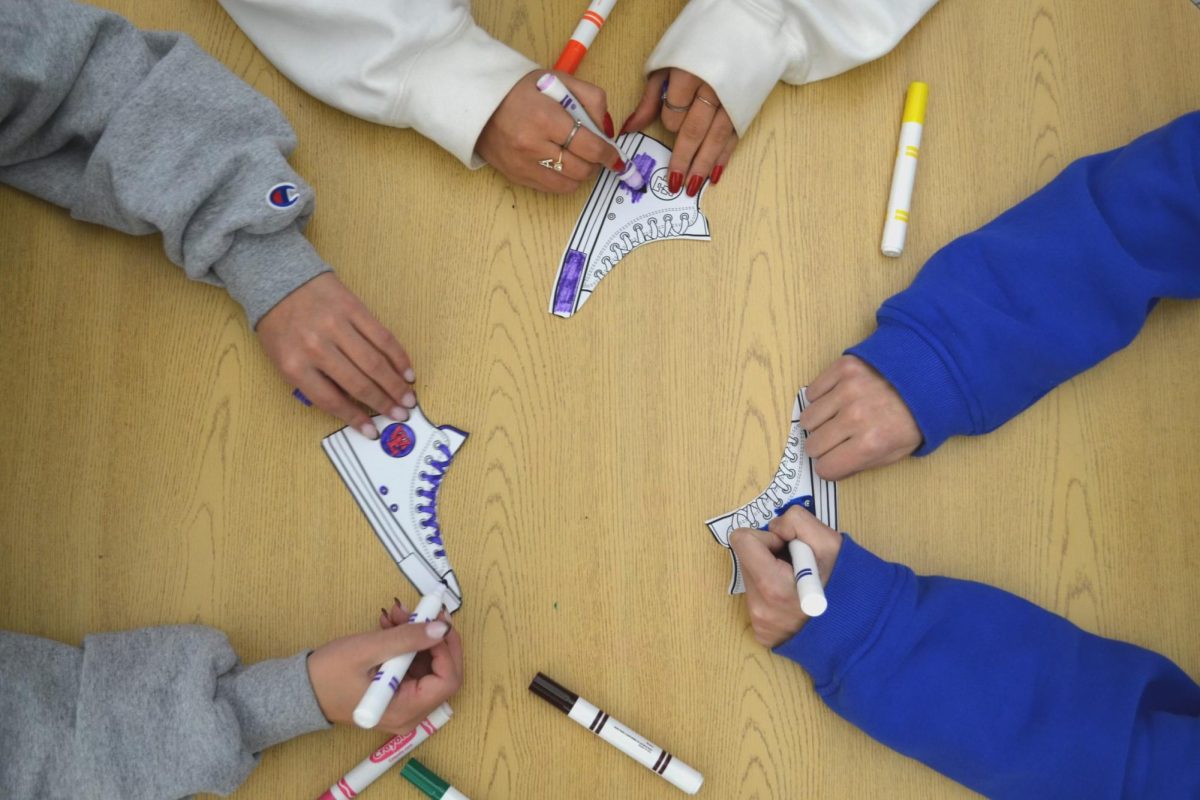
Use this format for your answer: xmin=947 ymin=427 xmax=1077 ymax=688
xmin=400 ymin=759 xmax=470 ymax=800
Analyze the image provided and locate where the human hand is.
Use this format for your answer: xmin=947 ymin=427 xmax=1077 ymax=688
xmin=257 ymin=272 xmax=415 ymax=440
xmin=307 ymin=599 xmax=464 ymax=735
xmin=620 ymin=68 xmax=737 ymax=197
xmin=801 ymin=356 xmax=923 ymax=481
xmin=477 ymin=70 xmax=624 ymax=194
xmin=729 ymin=507 xmax=842 ymax=648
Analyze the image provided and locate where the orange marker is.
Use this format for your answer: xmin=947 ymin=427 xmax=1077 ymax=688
xmin=554 ymin=0 xmax=619 ymax=74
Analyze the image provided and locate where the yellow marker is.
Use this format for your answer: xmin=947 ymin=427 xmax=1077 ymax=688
xmin=881 ymin=81 xmax=928 ymax=258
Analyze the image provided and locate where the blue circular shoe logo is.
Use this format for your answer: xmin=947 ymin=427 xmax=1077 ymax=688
xmin=380 ymin=423 xmax=416 ymax=458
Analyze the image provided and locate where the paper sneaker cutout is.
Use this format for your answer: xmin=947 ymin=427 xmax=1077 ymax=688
xmin=322 ymin=407 xmax=468 ymax=612
xmin=549 ymin=132 xmax=711 ymax=318
xmin=705 ymin=389 xmax=838 ymax=595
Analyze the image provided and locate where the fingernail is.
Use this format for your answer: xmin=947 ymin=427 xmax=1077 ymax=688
xmin=381 ymin=607 xmax=390 ymax=618
xmin=603 ymin=111 xmax=615 ymax=138
xmin=403 ymin=368 xmax=415 ymax=383
xmin=389 ymin=406 xmax=408 ymax=422
xmin=393 ymin=597 xmax=403 ymax=609
xmin=359 ymin=422 xmax=379 ymax=440
xmin=711 ymin=164 xmax=724 ymax=185
xmin=668 ymin=171 xmax=683 ymax=194
xmin=401 ymin=392 xmax=417 ymax=409
xmin=619 ymin=114 xmax=633 ymax=135
xmin=686 ymin=174 xmax=702 ymax=197
xmin=612 ymin=158 xmax=626 ymax=172
xmin=426 ymin=621 xmax=450 ymax=639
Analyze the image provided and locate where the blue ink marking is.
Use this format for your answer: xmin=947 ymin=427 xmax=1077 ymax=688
xmin=660 ymin=78 xmax=669 ymax=101
xmin=292 ymin=388 xmax=312 ymax=406
xmin=757 ymin=496 xmax=816 ymax=532
xmin=388 ymin=677 xmax=401 ymax=691
xmin=796 ymin=569 xmax=813 ymax=581
xmin=379 ymin=486 xmax=388 ymax=496
xmin=620 ymin=153 xmax=656 ymax=204
xmin=380 ymin=422 xmax=416 ymax=458
xmin=553 ymin=249 xmax=587 ymax=314
xmin=389 ymin=504 xmax=399 ymax=513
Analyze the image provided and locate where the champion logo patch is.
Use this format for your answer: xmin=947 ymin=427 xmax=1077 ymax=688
xmin=266 ymin=182 xmax=299 ymax=209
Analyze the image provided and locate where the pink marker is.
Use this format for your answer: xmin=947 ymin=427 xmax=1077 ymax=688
xmin=536 ymin=72 xmax=646 ymax=192
xmin=317 ymin=703 xmax=452 ymax=800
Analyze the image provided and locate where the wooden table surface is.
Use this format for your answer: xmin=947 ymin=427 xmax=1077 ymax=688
xmin=3 ymin=1 xmax=1200 ymax=798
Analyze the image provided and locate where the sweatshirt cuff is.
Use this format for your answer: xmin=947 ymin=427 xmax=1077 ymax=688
xmin=846 ymin=314 xmax=976 ymax=455
xmin=210 ymin=225 xmax=331 ymax=328
xmin=401 ymin=21 xmax=537 ymax=169
xmin=773 ymin=535 xmax=902 ymax=689
xmin=645 ymin=0 xmax=794 ymax=136
xmin=218 ymin=651 xmax=331 ymax=755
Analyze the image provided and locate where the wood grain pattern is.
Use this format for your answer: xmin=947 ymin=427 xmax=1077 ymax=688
xmin=2 ymin=1 xmax=1200 ymax=797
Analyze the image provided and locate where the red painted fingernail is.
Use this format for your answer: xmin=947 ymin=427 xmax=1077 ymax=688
xmin=619 ymin=114 xmax=634 ymax=134
xmin=686 ymin=174 xmax=702 ymax=197
xmin=381 ymin=607 xmax=389 ymax=618
xmin=612 ymin=158 xmax=626 ymax=172
xmin=668 ymin=171 xmax=683 ymax=194
xmin=711 ymin=164 xmax=724 ymax=185
xmin=603 ymin=112 xmax=615 ymax=138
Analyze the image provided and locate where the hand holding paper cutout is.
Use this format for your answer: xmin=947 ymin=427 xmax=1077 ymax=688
xmin=731 ymin=508 xmax=842 ymax=648
xmin=258 ymin=273 xmax=416 ymax=438
xmin=802 ymin=356 xmax=922 ymax=480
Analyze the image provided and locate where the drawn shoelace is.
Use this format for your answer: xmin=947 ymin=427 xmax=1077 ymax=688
xmin=416 ymin=441 xmax=454 ymax=558
xmin=597 ymin=212 xmax=695 ymax=273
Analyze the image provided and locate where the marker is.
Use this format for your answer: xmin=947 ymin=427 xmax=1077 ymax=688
xmin=554 ymin=0 xmax=619 ymax=74
xmin=400 ymin=759 xmax=470 ymax=800
xmin=880 ymin=81 xmax=928 ymax=258
xmin=529 ymin=673 xmax=703 ymax=795
xmin=318 ymin=704 xmax=452 ymax=800
xmin=354 ymin=589 xmax=447 ymax=729
xmin=762 ymin=497 xmax=827 ymax=617
xmin=535 ymin=73 xmax=646 ymax=191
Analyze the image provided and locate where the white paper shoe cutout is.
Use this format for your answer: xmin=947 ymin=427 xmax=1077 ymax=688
xmin=705 ymin=389 xmax=838 ymax=595
xmin=549 ymin=132 xmax=711 ymax=318
xmin=323 ymin=406 xmax=468 ymax=612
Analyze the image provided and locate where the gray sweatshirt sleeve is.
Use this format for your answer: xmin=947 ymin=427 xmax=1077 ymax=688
xmin=0 ymin=626 xmax=331 ymax=799
xmin=0 ymin=0 xmax=332 ymax=327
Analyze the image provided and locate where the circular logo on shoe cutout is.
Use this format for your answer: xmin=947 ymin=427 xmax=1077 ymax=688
xmin=380 ymin=423 xmax=415 ymax=458
xmin=650 ymin=167 xmax=681 ymax=200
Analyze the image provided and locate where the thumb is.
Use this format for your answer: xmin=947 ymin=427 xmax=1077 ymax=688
xmin=356 ymin=619 xmax=450 ymax=668
xmin=559 ymin=72 xmax=609 ymax=132
xmin=730 ymin=527 xmax=786 ymax=583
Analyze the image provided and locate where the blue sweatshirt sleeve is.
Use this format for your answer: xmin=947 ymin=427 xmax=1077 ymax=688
xmin=847 ymin=112 xmax=1200 ymax=454
xmin=775 ymin=536 xmax=1200 ymax=798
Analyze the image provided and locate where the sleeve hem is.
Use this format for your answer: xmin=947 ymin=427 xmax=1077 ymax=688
xmin=210 ymin=225 xmax=332 ymax=328
xmin=219 ymin=651 xmax=332 ymax=755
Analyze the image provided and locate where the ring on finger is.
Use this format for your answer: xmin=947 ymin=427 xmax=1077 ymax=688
xmin=560 ymin=119 xmax=583 ymax=150
xmin=663 ymin=96 xmax=692 ymax=113
xmin=694 ymin=93 xmax=721 ymax=110
xmin=538 ymin=148 xmax=565 ymax=172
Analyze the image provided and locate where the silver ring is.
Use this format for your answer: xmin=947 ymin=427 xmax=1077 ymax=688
xmin=694 ymin=93 xmax=721 ymax=110
xmin=560 ymin=119 xmax=583 ymax=150
xmin=662 ymin=97 xmax=692 ymax=113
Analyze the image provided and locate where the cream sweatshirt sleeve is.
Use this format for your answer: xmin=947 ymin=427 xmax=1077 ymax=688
xmin=646 ymin=0 xmax=939 ymax=136
xmin=217 ymin=0 xmax=537 ymax=168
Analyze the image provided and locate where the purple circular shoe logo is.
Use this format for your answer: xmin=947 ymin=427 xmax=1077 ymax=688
xmin=380 ymin=423 xmax=416 ymax=458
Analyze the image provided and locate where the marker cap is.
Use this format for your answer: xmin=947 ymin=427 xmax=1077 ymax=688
xmin=428 ymin=702 xmax=454 ymax=729
xmin=529 ymin=672 xmax=578 ymax=713
xmin=401 ymin=758 xmax=450 ymax=800
xmin=901 ymin=81 xmax=928 ymax=125
xmin=663 ymin=758 xmax=705 ymax=795
xmin=800 ymin=594 xmax=828 ymax=617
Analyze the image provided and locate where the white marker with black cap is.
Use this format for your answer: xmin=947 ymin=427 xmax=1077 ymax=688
xmin=529 ymin=673 xmax=703 ymax=794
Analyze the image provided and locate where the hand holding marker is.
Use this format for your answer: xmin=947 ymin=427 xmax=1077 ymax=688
xmin=353 ymin=588 xmax=448 ymax=729
xmin=763 ymin=497 xmax=827 ymax=617
xmin=536 ymin=73 xmax=646 ymax=193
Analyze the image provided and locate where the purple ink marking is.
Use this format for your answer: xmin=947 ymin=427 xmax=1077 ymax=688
xmin=620 ymin=153 xmax=656 ymax=204
xmin=389 ymin=504 xmax=399 ymax=513
xmin=388 ymin=677 xmax=401 ymax=691
xmin=379 ymin=486 xmax=388 ymax=495
xmin=553 ymin=249 xmax=587 ymax=314
xmin=292 ymin=388 xmax=312 ymax=406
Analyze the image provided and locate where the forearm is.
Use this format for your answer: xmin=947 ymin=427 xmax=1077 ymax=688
xmin=218 ymin=0 xmax=536 ymax=168
xmin=646 ymin=0 xmax=938 ymax=135
xmin=777 ymin=536 xmax=1200 ymax=798
xmin=849 ymin=112 xmax=1200 ymax=453
xmin=0 ymin=0 xmax=330 ymax=326
xmin=0 ymin=627 xmax=329 ymax=800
